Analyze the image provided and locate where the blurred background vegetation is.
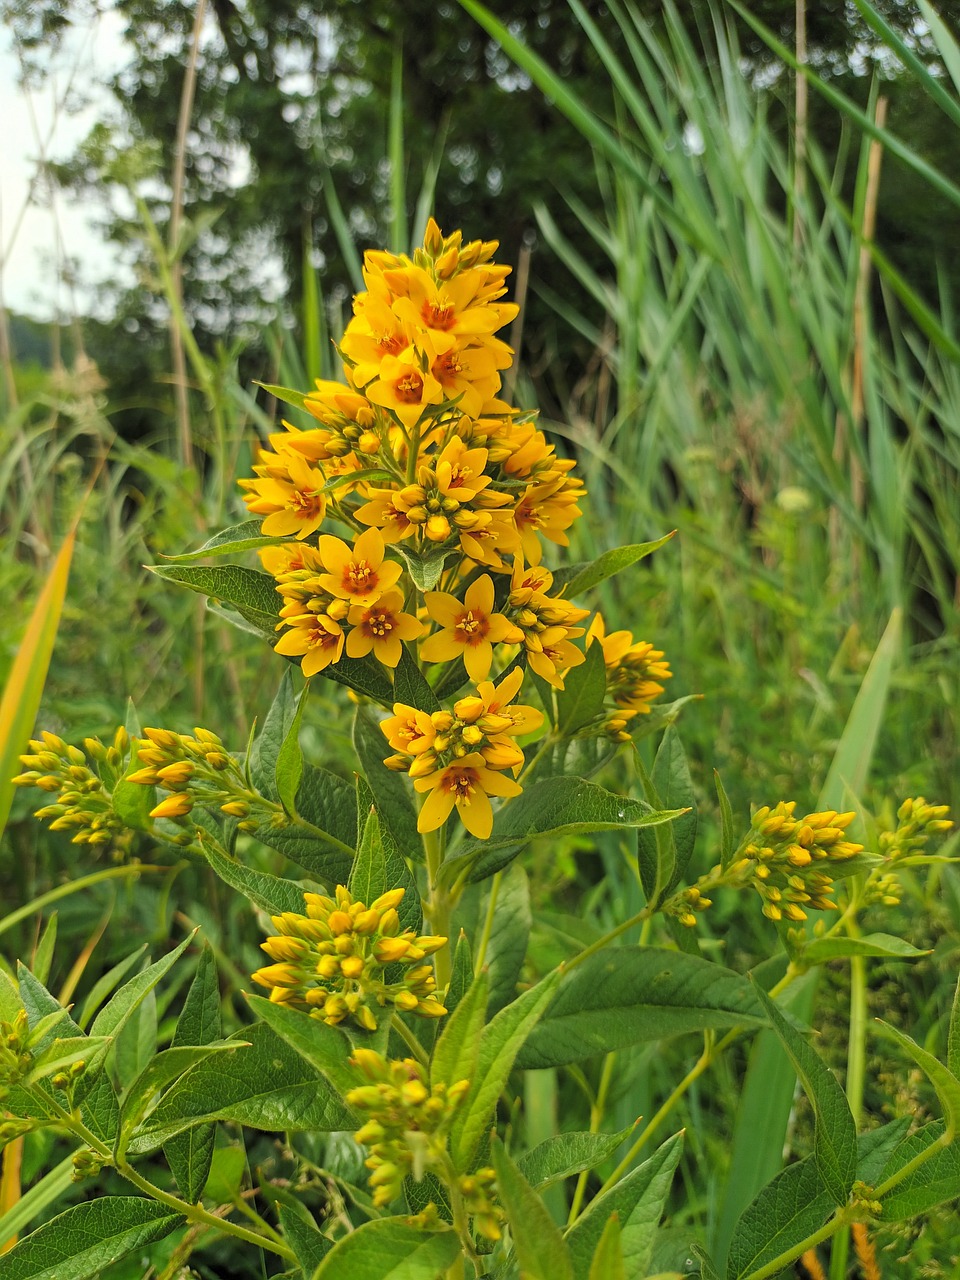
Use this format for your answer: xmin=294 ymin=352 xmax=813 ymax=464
xmin=3 ymin=0 xmax=960 ymax=1274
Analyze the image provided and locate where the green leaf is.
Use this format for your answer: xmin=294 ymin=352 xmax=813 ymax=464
xmin=857 ymin=1118 xmax=911 ymax=1184
xmin=555 ymin=641 xmax=606 ymax=736
xmin=818 ymin=608 xmax=902 ymax=812
xmin=166 ymin=952 xmax=223 ymax=1204
xmin=0 ymin=1196 xmax=182 ymax=1280
xmin=78 ymin=1071 xmax=121 ymax=1146
xmin=551 ymin=533 xmax=676 ymax=598
xmin=77 ymin=947 xmax=146 ymax=1032
xmin=0 ymin=1154 xmax=74 ymax=1255
xmin=517 ymin=1127 xmax=634 ymax=1191
xmin=517 ymin=949 xmax=768 ymax=1069
xmin=801 ymin=933 xmax=930 ymax=964
xmin=692 ymin=1244 xmax=722 ymax=1280
xmin=119 ymin=1042 xmax=243 ymax=1143
xmin=637 ymin=726 xmax=697 ymax=906
xmin=431 ymin=971 xmax=489 ymax=1092
xmin=200 ymin=832 xmax=306 ymax=915
xmin=950 ymin=969 xmax=960 ymax=1080
xmin=394 ymin=543 xmax=461 ymax=592
xmin=353 ymin=706 xmax=421 ymax=859
xmin=31 ymin=915 xmax=57 ymax=986
xmin=392 ymin=646 xmax=441 ymax=713
xmin=492 ymin=1137 xmax=574 ymax=1280
xmin=725 ymin=1157 xmax=833 ymax=1280
xmin=277 ymin=1201 xmax=332 ymax=1276
xmin=254 ymin=381 xmax=310 ymax=411
xmin=444 ymin=777 xmax=684 ymax=883
xmin=876 ymin=1019 xmax=960 ymax=1138
xmin=480 ymin=862 xmax=531 ymax=1015
xmin=876 ymin=1121 xmax=960 ymax=1220
xmin=254 ymin=763 xmax=356 ymax=886
xmin=245 ymin=993 xmax=359 ymax=1096
xmin=919 ymin=0 xmax=960 ymax=99
xmin=715 ymin=771 xmax=736 ymax=872
xmin=17 ymin=964 xmax=82 ymax=1050
xmin=587 ymin=1213 xmax=625 ymax=1280
xmin=348 ymin=803 xmax=420 ymax=932
xmin=565 ymin=1131 xmax=683 ymax=1280
xmin=450 ymin=971 xmax=561 ymax=1172
xmin=111 ymin=744 xmax=156 ymax=832
xmin=322 ymin=651 xmax=394 ymax=706
xmin=161 ymin=518 xmax=292 ymax=563
xmin=25 ymin=1036 xmax=111 ymax=1087
xmin=250 ymin=668 xmax=298 ymax=796
xmin=276 ymin=681 xmax=308 ymax=814
xmin=0 ymin=527 xmax=74 ymax=836
xmin=131 ymin=1022 xmax=354 ymax=1150
xmin=148 ymin=563 xmax=280 ymax=635
xmin=89 ymin=933 xmax=194 ymax=1042
xmin=753 ymin=984 xmax=856 ymax=1205
xmin=311 ymin=1216 xmax=460 ymax=1278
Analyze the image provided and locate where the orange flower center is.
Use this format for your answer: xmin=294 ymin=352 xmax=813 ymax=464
xmin=364 ymin=610 xmax=395 ymax=638
xmin=377 ymin=332 xmax=406 ymax=355
xmin=343 ymin=560 xmax=377 ymax=595
xmin=443 ymin=768 xmax=479 ymax=800
xmin=423 ymin=301 xmax=455 ymax=329
xmin=434 ymin=351 xmax=463 ymax=380
xmin=454 ymin=609 xmax=489 ymax=645
xmin=307 ymin=625 xmax=340 ymax=650
xmin=395 ymin=372 xmax=424 ymax=403
xmin=290 ymin=488 xmax=322 ymax=516
xmin=515 ymin=498 xmax=541 ymax=531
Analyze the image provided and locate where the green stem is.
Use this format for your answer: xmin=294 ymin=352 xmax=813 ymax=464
xmin=743 ymin=1210 xmax=849 ymax=1280
xmin=0 ymin=865 xmax=171 ymax=937
xmin=36 ymin=1093 xmax=295 ymax=1262
xmin=474 ymin=871 xmax=502 ymax=973
xmin=423 ymin=827 xmax=453 ymax=990
xmin=831 ymin=898 xmax=867 ymax=1280
xmin=563 ymin=905 xmax=651 ymax=974
xmin=567 ymin=1052 xmax=616 ymax=1226
xmin=517 ymin=734 xmax=557 ymax=787
xmin=391 ymin=1013 xmax=429 ymax=1066
xmin=874 ymin=1125 xmax=953 ymax=1198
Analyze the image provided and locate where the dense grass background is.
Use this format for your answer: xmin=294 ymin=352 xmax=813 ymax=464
xmin=2 ymin=1 xmax=960 ymax=1275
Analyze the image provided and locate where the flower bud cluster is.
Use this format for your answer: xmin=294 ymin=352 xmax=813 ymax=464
xmin=878 ymin=797 xmax=953 ymax=860
xmin=251 ymin=886 xmax=447 ymax=1030
xmin=346 ymin=1049 xmax=499 ymax=1231
xmin=0 ymin=1011 xmax=33 ymax=1094
xmin=729 ymin=803 xmax=863 ymax=921
xmin=668 ymin=802 xmax=865 ymax=927
xmin=587 ymin=616 xmax=672 ymax=717
xmin=13 ymin=728 xmax=135 ymax=851
xmin=129 ymin=726 xmax=275 ymax=831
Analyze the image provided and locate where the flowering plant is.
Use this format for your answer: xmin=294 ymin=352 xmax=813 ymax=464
xmin=5 ymin=223 xmax=959 ymax=1279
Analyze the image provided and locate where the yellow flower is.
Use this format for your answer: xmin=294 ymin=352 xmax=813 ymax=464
xmin=346 ymin=591 xmax=424 ymax=668
xmin=414 ymin=752 xmax=522 ymax=839
xmin=239 ymin=446 xmax=327 ymax=539
xmin=274 ymin=612 xmax=345 ymax=676
xmin=317 ymin=528 xmax=402 ymax=606
xmin=526 ymin=629 xmax=586 ymax=690
xmin=420 ymin=575 xmax=523 ymax=682
xmin=587 ymin=614 xmax=671 ymax=713
xmin=354 ymin=486 xmax=418 ymax=543
xmin=380 ymin=704 xmax=437 ymax=756
xmin=364 ymin=352 xmax=444 ymax=428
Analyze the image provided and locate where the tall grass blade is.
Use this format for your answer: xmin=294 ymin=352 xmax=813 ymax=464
xmin=389 ymin=39 xmax=408 ymax=254
xmin=0 ymin=529 xmax=75 ymax=835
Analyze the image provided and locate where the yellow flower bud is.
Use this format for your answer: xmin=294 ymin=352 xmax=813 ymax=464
xmin=149 ymin=793 xmax=194 ymax=820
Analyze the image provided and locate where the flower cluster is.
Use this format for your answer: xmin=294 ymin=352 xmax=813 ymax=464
xmin=669 ymin=802 xmax=865 ymax=927
xmin=128 ymin=726 xmax=274 ymax=830
xmin=230 ymin=220 xmax=667 ymax=838
xmin=878 ymin=796 xmax=953 ymax=860
xmin=13 ymin=728 xmax=135 ymax=853
xmin=346 ymin=1048 xmax=501 ymax=1238
xmin=381 ymin=668 xmax=542 ymax=839
xmin=251 ymin=886 xmax=446 ymax=1030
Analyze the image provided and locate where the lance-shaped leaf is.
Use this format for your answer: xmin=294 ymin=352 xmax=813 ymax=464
xmin=554 ymin=641 xmax=606 ymax=737
xmin=564 ymin=1131 xmax=683 ymax=1280
xmin=353 ymin=707 xmax=421 ymax=859
xmin=161 ymin=518 xmax=291 ymax=563
xmin=199 ymin=832 xmax=306 ymax=916
xmin=348 ymin=802 xmax=419 ymax=934
xmin=148 ymin=563 xmax=280 ymax=634
xmin=517 ymin=1127 xmax=635 ymax=1191
xmin=253 ymin=763 xmax=356 ymax=886
xmin=0 ymin=1196 xmax=182 ymax=1280
xmin=753 ymin=984 xmax=856 ymax=1206
xmin=801 ymin=933 xmax=930 ymax=964
xmin=245 ymin=993 xmax=359 ymax=1097
xmin=249 ymin=668 xmax=298 ymax=795
xmin=875 ymin=1120 xmax=960 ymax=1220
xmin=164 ymin=945 xmax=222 ymax=1202
xmin=431 ymin=971 xmax=489 ymax=1092
xmin=130 ymin=1022 xmax=353 ymax=1151
xmin=311 ymin=1216 xmax=460 ymax=1278
xmin=518 ymin=949 xmax=768 ymax=1069
xmin=276 ymin=1200 xmax=332 ymax=1275
xmin=876 ymin=1019 xmax=960 ymax=1139
xmin=551 ymin=532 xmax=675 ymax=597
xmin=450 ymin=971 xmax=561 ymax=1172
xmin=443 ymin=777 xmax=684 ymax=884
xmin=492 ymin=1137 xmax=574 ymax=1280
xmin=725 ymin=1157 xmax=834 ymax=1280
xmin=637 ymin=725 xmax=697 ymax=907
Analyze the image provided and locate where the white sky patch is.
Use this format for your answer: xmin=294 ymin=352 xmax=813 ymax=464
xmin=0 ymin=9 xmax=131 ymax=320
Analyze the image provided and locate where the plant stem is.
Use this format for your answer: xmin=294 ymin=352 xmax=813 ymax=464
xmin=391 ymin=1013 xmax=429 ymax=1065
xmin=474 ymin=871 xmax=502 ymax=972
xmin=0 ymin=865 xmax=172 ymax=937
xmin=423 ymin=827 xmax=453 ymax=990
xmin=567 ymin=1052 xmax=616 ymax=1226
xmin=831 ymin=901 xmax=867 ymax=1280
xmin=744 ymin=1211 xmax=849 ymax=1280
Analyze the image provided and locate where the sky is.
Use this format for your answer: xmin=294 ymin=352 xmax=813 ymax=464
xmin=0 ymin=9 xmax=130 ymax=320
